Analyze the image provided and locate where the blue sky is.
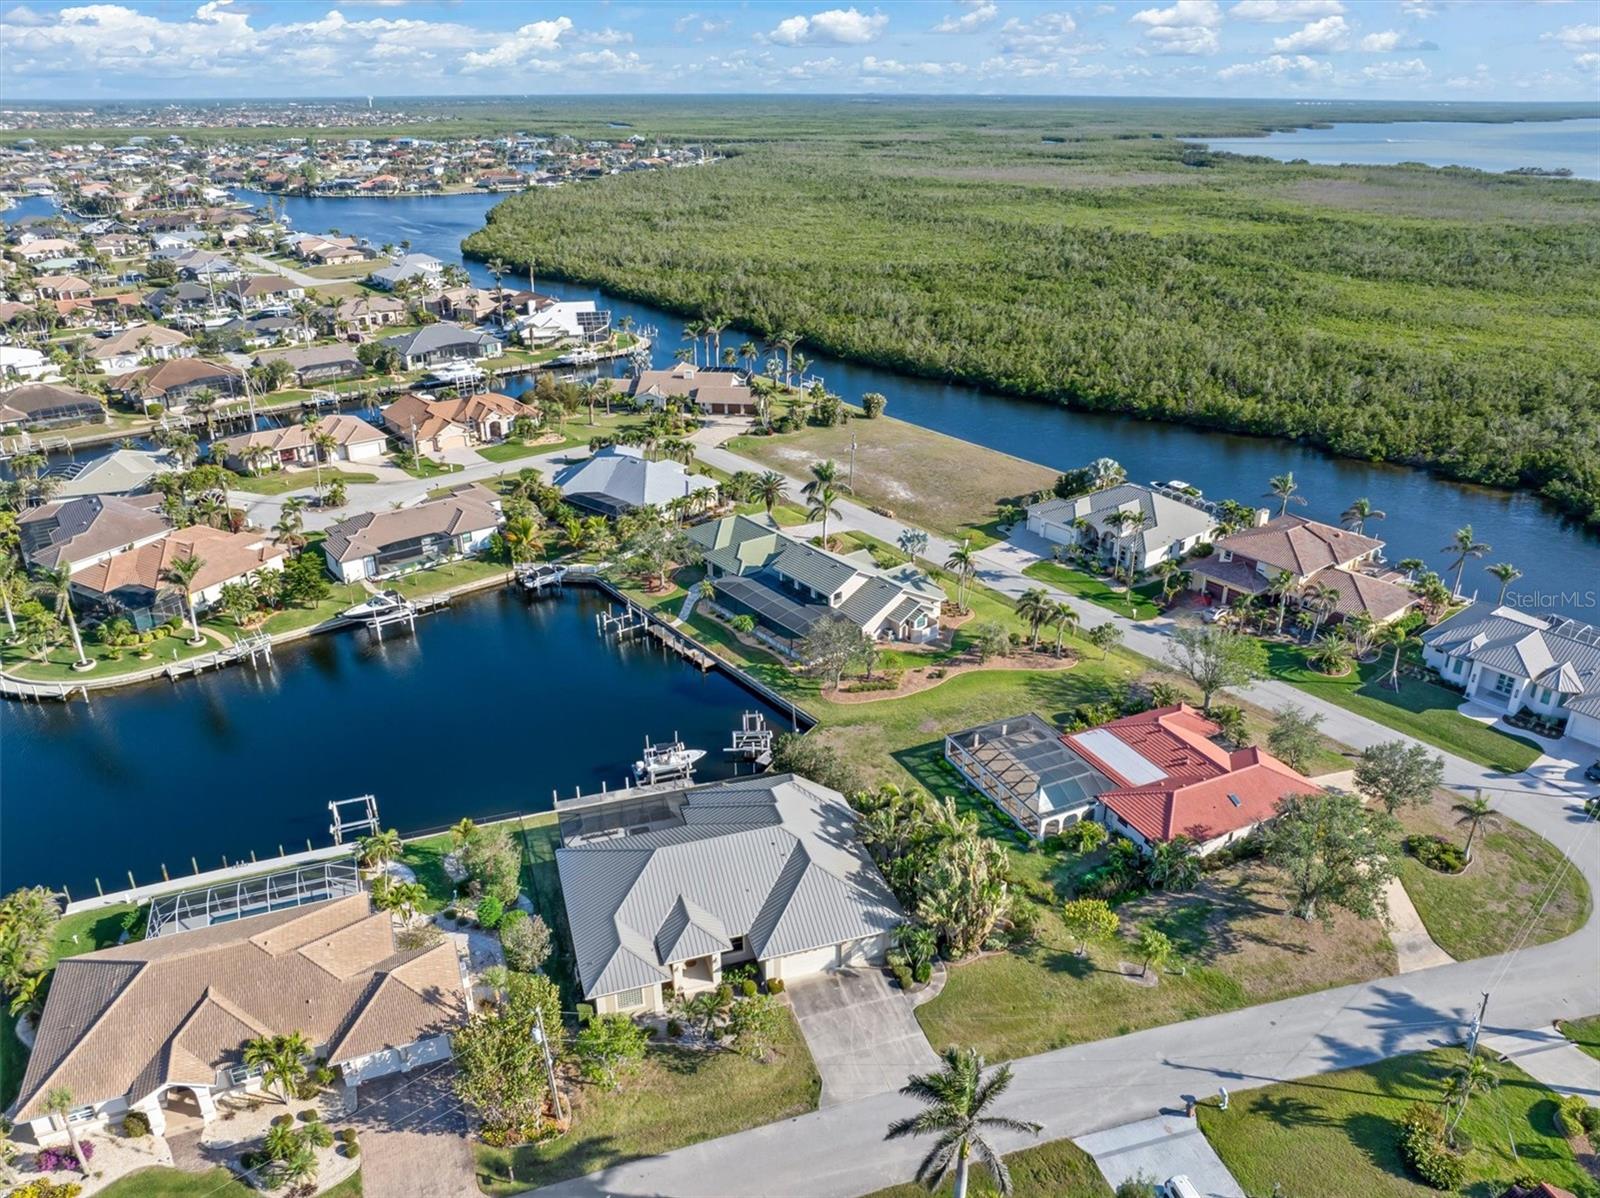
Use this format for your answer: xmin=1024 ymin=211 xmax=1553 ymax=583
xmin=1 ymin=1 xmax=1596 ymax=102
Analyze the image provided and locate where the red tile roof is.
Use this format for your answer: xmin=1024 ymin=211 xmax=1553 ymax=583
xmin=1064 ymin=704 xmax=1321 ymax=844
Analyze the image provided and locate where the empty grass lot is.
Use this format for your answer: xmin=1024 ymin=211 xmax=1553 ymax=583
xmin=1396 ymin=795 xmax=1590 ymax=961
xmin=1265 ymin=643 xmax=1542 ymax=774
xmin=100 ymin=1169 xmax=363 ymax=1197
xmin=227 ymin=468 xmax=379 ymax=495
xmin=1198 ymin=1048 xmax=1599 ymax=1198
xmin=860 ymin=1137 xmax=1112 ymax=1198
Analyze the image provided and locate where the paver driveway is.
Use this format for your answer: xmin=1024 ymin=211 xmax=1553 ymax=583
xmin=346 ymin=1062 xmax=477 ymax=1198
xmin=786 ymin=966 xmax=939 ymax=1108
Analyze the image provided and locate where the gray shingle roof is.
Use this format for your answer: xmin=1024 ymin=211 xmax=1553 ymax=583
xmin=556 ymin=775 xmax=902 ymax=1000
xmin=380 ymin=321 xmax=496 ymax=358
xmin=553 ymin=445 xmax=715 ymax=513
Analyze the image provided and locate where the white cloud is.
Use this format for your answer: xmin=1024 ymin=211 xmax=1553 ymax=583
xmin=461 ymin=17 xmax=574 ymax=71
xmin=1130 ymin=0 xmax=1222 ymax=55
xmin=861 ymin=55 xmax=964 ymax=76
xmin=1399 ymin=0 xmax=1436 ymax=17
xmin=1228 ymin=0 xmax=1342 ymax=21
xmin=932 ymin=1 xmax=997 ymax=34
xmin=997 ymin=13 xmax=1085 ymax=57
xmin=1217 ymin=52 xmax=1332 ymax=80
xmin=781 ymin=55 xmax=843 ymax=78
xmin=1272 ymin=14 xmax=1348 ymax=52
xmin=767 ymin=8 xmax=886 ymax=46
xmin=1576 ymin=51 xmax=1600 ymax=73
xmin=578 ymin=27 xmax=633 ymax=46
xmin=1543 ymin=23 xmax=1600 ymax=49
xmin=1358 ymin=30 xmax=1438 ymax=52
xmin=673 ymin=12 xmax=733 ymax=36
xmin=1363 ymin=57 xmax=1430 ymax=80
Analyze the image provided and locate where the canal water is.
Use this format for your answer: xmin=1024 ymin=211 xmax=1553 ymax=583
xmin=1 ymin=587 xmax=793 ymax=894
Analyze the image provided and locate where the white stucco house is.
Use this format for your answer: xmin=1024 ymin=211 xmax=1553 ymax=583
xmin=1422 ymin=603 xmax=1600 ymax=747
xmin=1025 ymin=483 xmax=1219 ymax=573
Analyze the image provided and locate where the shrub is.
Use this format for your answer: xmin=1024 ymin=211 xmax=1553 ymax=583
xmin=740 ymin=979 xmax=758 ymax=998
xmin=912 ymin=960 xmax=932 ymax=984
xmin=667 ymin=1018 xmax=683 ymax=1037
xmin=1006 ymin=902 xmax=1040 ymax=946
xmin=729 ymin=614 xmax=756 ymax=634
xmin=342 ymin=1140 xmax=360 ymax=1159
xmin=1404 ymin=834 xmax=1467 ymax=875
xmin=296 ymin=1109 xmax=320 ymax=1124
xmin=889 ymin=960 xmax=914 ymax=990
xmin=1581 ymin=1105 xmax=1600 ymax=1137
xmin=338 ymin=1128 xmax=357 ymax=1146
xmin=1397 ymin=1102 xmax=1467 ymax=1190
xmin=272 ymin=1114 xmax=295 ymax=1128
xmin=1556 ymin=1093 xmax=1591 ymax=1138
xmin=766 ymin=978 xmax=785 ymax=994
xmin=1059 ymin=820 xmax=1107 ymax=854
xmin=475 ymin=895 xmax=505 ymax=930
xmin=121 ymin=1110 xmax=151 ymax=1137
xmin=500 ymin=909 xmax=552 ymax=973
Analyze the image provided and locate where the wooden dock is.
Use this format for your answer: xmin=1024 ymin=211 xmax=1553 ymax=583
xmin=0 ymin=674 xmax=91 ymax=703
xmin=165 ymin=632 xmax=275 ymax=681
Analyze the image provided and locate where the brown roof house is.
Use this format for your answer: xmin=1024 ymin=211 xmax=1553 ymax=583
xmin=18 ymin=493 xmax=171 ymax=575
xmin=0 ymin=382 xmax=106 ymax=430
xmin=333 ymin=294 xmax=405 ymax=333
xmin=320 ymin=483 xmax=502 ymax=583
xmin=8 ymin=893 xmax=466 ymax=1145
xmin=625 ymin=363 xmax=758 ymax=417
xmin=381 ymin=390 xmax=534 ymax=455
xmin=214 ymin=412 xmax=388 ymax=473
xmin=1187 ymin=513 xmax=1417 ymax=627
xmin=69 ymin=525 xmax=287 ymax=630
xmin=111 ymin=357 xmax=243 ymax=413
xmin=87 ymin=324 xmax=193 ymax=373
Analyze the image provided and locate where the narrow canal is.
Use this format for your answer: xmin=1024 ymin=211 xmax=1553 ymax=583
xmin=1 ymin=587 xmax=792 ymax=895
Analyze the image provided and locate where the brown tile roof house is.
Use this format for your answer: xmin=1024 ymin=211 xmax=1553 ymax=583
xmin=18 ymin=494 xmax=170 ymax=573
xmin=87 ymin=323 xmax=192 ymax=363
xmin=381 ymin=390 xmax=533 ymax=452
xmin=70 ymin=525 xmax=287 ymax=617
xmin=10 ymin=893 xmax=465 ymax=1139
xmin=320 ymin=484 xmax=502 ymax=583
xmin=111 ymin=357 xmax=242 ymax=410
xmin=32 ymin=273 xmax=92 ymax=299
xmin=0 ymin=382 xmax=106 ymax=429
xmin=213 ymin=412 xmax=387 ymax=470
xmin=333 ymin=294 xmax=405 ymax=330
xmin=625 ymin=364 xmax=758 ymax=416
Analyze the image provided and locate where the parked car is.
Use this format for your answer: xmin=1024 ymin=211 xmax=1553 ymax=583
xmin=1584 ymin=759 xmax=1600 ymax=783
xmin=1163 ymin=1178 xmax=1201 ymax=1198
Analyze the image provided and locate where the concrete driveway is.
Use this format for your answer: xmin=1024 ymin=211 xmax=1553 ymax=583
xmin=786 ymin=966 xmax=939 ymax=1108
xmin=345 ymin=1062 xmax=477 ymax=1198
xmin=1075 ymin=1113 xmax=1245 ymax=1198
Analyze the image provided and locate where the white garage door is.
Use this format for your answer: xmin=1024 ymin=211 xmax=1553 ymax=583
xmin=840 ymin=935 xmax=885 ymax=968
xmin=1567 ymin=711 xmax=1600 ymax=750
xmin=769 ymin=944 xmax=837 ymax=980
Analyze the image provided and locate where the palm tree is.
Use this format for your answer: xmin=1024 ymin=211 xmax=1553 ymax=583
xmin=805 ymin=458 xmax=845 ymax=497
xmin=945 ymin=540 xmax=977 ymax=613
xmin=1486 ymin=562 xmax=1521 ymax=604
xmin=808 ymin=483 xmax=841 ymax=550
xmin=1443 ymin=525 xmax=1490 ymax=599
xmin=1375 ymin=620 xmax=1410 ymax=690
xmin=1267 ymin=568 xmax=1298 ymax=635
xmin=244 ymin=1032 xmax=313 ymax=1104
xmin=1340 ymin=497 xmax=1385 ymax=535
xmin=898 ymin=528 xmax=930 ymax=561
xmin=356 ymin=828 xmax=402 ymax=870
xmin=43 ymin=1087 xmax=84 ymax=1165
xmin=159 ymin=553 xmax=208 ymax=645
xmin=754 ymin=471 xmax=786 ymax=516
xmin=0 ymin=556 xmax=21 ymax=638
xmin=681 ymin=319 xmax=703 ymax=367
xmin=1016 ymin=588 xmax=1052 ymax=649
xmin=1443 ymin=1054 xmax=1496 ymax=1141
xmin=1049 ymin=600 xmax=1079 ymax=656
xmin=486 ymin=256 xmax=507 ymax=312
xmin=1453 ymin=792 xmax=1501 ymax=864
xmin=275 ymin=496 xmax=307 ymax=552
xmin=38 ymin=565 xmax=90 ymax=671
xmin=738 ymin=340 xmax=758 ymax=375
xmin=503 ymin=514 xmax=543 ymax=565
xmin=1303 ymin=582 xmax=1341 ymax=641
xmin=1155 ymin=560 xmax=1188 ymax=607
xmin=885 ymin=1047 xmax=1041 ymax=1198
xmin=1266 ymin=472 xmax=1305 ymax=517
xmin=309 ymin=427 xmax=337 ymax=496
xmin=770 ymin=331 xmax=801 ymax=385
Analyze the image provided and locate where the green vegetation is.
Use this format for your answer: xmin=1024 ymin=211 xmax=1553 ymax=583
xmin=98 ymin=1168 xmax=362 ymax=1197
xmin=1023 ymin=559 xmax=1163 ymax=622
xmin=396 ymin=454 xmax=462 ymax=480
xmin=473 ymin=1008 xmax=819 ymax=1194
xmin=1198 ymin=1047 xmax=1598 ymax=1198
xmin=464 ymin=100 xmax=1600 ymax=525
xmin=1559 ymin=1014 xmax=1600 ymax=1063
xmin=1 ymin=624 xmax=228 ymax=683
xmin=227 ymin=468 xmax=378 ymax=496
xmin=1266 ymin=642 xmax=1543 ymax=773
xmin=860 ymin=1138 xmax=1112 ymax=1198
xmin=1396 ymin=796 xmax=1590 ymax=960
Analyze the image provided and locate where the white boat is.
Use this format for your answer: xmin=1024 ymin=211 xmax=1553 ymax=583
xmin=422 ymin=361 xmax=487 ymax=387
xmin=341 ymin=590 xmax=407 ymax=619
xmin=632 ymin=739 xmax=706 ymax=785
xmin=518 ymin=563 xmax=568 ymax=591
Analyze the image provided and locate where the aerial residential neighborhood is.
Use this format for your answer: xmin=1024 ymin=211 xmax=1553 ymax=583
xmin=1 ymin=9 xmax=1597 ymax=1198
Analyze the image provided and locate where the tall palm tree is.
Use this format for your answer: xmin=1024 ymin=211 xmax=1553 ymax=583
xmin=1443 ymin=1053 xmax=1496 ymax=1140
xmin=885 ymin=1047 xmax=1041 ymax=1198
xmin=43 ymin=1087 xmax=84 ymax=1165
xmin=1265 ymin=568 xmax=1297 ymax=634
xmin=486 ymin=256 xmax=507 ymax=312
xmin=804 ymin=458 xmax=845 ymax=498
xmin=38 ymin=565 xmax=90 ymax=670
xmin=945 ymin=540 xmax=977 ymax=613
xmin=275 ymin=496 xmax=307 ymax=552
xmin=1453 ymin=792 xmax=1501 ymax=864
xmin=681 ymin=319 xmax=704 ymax=367
xmin=1443 ymin=525 xmax=1490 ymax=598
xmin=245 ymin=1032 xmax=313 ymax=1105
xmin=1303 ymin=582 xmax=1341 ymax=641
xmin=357 ymin=828 xmax=403 ymax=869
xmin=159 ymin=553 xmax=208 ymax=645
xmin=738 ymin=340 xmax=759 ymax=375
xmin=1486 ymin=562 xmax=1521 ymax=604
xmin=1375 ymin=620 xmax=1410 ymax=690
xmin=1340 ymin=497 xmax=1385 ymax=535
xmin=769 ymin=330 xmax=801 ymax=384
xmin=808 ymin=483 xmax=841 ymax=549
xmin=1016 ymin=588 xmax=1051 ymax=649
xmin=754 ymin=471 xmax=786 ymax=517
xmin=1266 ymin=472 xmax=1306 ymax=517
xmin=1049 ymin=600 xmax=1079 ymax=656
xmin=0 ymin=556 xmax=21 ymax=638
xmin=310 ymin=428 xmax=337 ymax=497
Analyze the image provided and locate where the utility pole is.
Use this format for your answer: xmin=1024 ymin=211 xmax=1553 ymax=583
xmin=1466 ymin=991 xmax=1489 ymax=1059
xmin=533 ymin=1005 xmax=566 ymax=1123
xmin=848 ymin=432 xmax=857 ymax=491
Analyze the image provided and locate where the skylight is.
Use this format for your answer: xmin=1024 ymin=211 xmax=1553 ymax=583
xmin=1073 ymin=729 xmax=1166 ymax=786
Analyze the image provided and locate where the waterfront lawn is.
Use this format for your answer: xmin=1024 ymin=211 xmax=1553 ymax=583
xmin=1395 ymin=794 xmax=1590 ymax=961
xmin=1559 ymin=1015 xmax=1600 ymax=1063
xmin=1 ymin=625 xmax=230 ymax=684
xmin=1022 ymin=558 xmax=1164 ymax=622
xmin=859 ymin=1138 xmax=1112 ymax=1198
xmin=1265 ymin=643 xmax=1542 ymax=774
xmin=400 ymin=831 xmax=458 ymax=914
xmin=473 ymin=1007 xmax=820 ymax=1195
xmin=228 ymin=468 xmax=379 ymax=496
xmin=257 ymin=581 xmax=367 ymax=636
xmin=727 ymin=416 xmax=1057 ymax=548
xmin=1197 ymin=1047 xmax=1596 ymax=1198
xmin=99 ymin=1168 xmax=362 ymax=1197
xmin=389 ymin=557 xmax=510 ymax=597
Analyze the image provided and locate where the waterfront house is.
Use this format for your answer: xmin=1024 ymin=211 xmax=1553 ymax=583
xmin=378 ymin=322 xmax=498 ymax=372
xmin=688 ymin=513 xmax=943 ymax=649
xmin=515 ymin=296 xmax=612 ymax=345
xmin=555 ymin=774 xmax=902 ymax=1015
xmin=946 ymin=704 xmax=1320 ymax=850
xmin=1186 ymin=513 xmax=1416 ymax=625
xmin=9 ymin=892 xmax=465 ymax=1145
xmin=1421 ymin=603 xmax=1600 ymax=747
xmin=253 ymin=343 xmax=365 ymax=386
xmin=1025 ymin=483 xmax=1218 ymax=574
xmin=0 ymin=346 xmax=54 ymax=382
xmin=381 ymin=389 xmax=532 ymax=453
xmin=50 ymin=448 xmax=179 ymax=499
xmin=223 ymin=274 xmax=305 ymax=313
xmin=622 ymin=363 xmax=759 ymax=417
xmin=18 ymin=493 xmax=170 ymax=576
xmin=213 ymin=413 xmax=387 ymax=474
xmin=333 ymin=294 xmax=405 ymax=333
xmin=554 ymin=444 xmax=717 ymax=518
xmin=110 ymin=357 xmax=243 ymax=413
xmin=31 ymin=273 xmax=93 ymax=301
xmin=69 ymin=525 xmax=287 ymax=628
xmin=0 ymin=382 xmax=106 ymax=430
xmin=320 ymin=484 xmax=502 ymax=583
xmin=367 ymin=252 xmax=445 ymax=291
xmin=425 ymin=285 xmax=502 ymax=325
xmin=87 ymin=324 xmax=193 ymax=373
xmin=144 ymin=281 xmax=216 ymax=316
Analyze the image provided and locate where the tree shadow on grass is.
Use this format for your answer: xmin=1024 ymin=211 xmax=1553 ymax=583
xmin=1343 ymin=1111 xmax=1417 ymax=1185
xmin=1254 ymin=1091 xmax=1337 ymax=1129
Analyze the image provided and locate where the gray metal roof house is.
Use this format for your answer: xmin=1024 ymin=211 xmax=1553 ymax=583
xmin=552 ymin=444 xmax=717 ymax=518
xmin=554 ymin=774 xmax=903 ymax=1015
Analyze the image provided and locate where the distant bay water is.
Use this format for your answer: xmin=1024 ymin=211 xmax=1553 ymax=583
xmin=1200 ymin=117 xmax=1600 ymax=179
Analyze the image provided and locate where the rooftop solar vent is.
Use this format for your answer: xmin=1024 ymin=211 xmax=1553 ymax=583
xmin=1227 ymin=793 xmax=1242 ymax=807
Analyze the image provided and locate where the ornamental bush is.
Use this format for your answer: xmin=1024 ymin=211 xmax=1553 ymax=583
xmin=121 ymin=1110 xmax=151 ymax=1137
xmin=1404 ymin=834 xmax=1467 ymax=875
xmin=1059 ymin=820 xmax=1108 ymax=854
xmin=1556 ymin=1092 xmax=1591 ymax=1138
xmin=766 ymin=977 xmax=785 ymax=994
xmin=499 ymin=910 xmax=552 ymax=973
xmin=475 ymin=896 xmax=505 ymax=930
xmin=1397 ymin=1102 xmax=1467 ymax=1191
xmin=740 ymin=979 xmax=758 ymax=998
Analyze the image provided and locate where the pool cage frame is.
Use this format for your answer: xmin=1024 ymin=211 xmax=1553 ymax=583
xmin=146 ymin=860 xmax=363 ymax=939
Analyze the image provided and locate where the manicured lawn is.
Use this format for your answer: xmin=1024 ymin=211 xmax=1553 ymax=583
xmin=398 ymin=455 xmax=464 ymax=480
xmin=477 ymin=439 xmax=554 ymax=464
xmin=2 ymin=626 xmax=229 ymax=684
xmin=258 ymin=583 xmax=368 ymax=636
xmin=389 ymin=557 xmax=509 ymax=597
xmin=860 ymin=1137 xmax=1112 ymax=1198
xmin=1396 ymin=795 xmax=1590 ymax=961
xmin=1022 ymin=558 xmax=1164 ymax=622
xmin=1198 ymin=1047 xmax=1598 ymax=1198
xmin=473 ymin=1009 xmax=820 ymax=1194
xmin=1265 ymin=643 xmax=1542 ymax=774
xmin=99 ymin=1167 xmax=362 ymax=1197
xmin=400 ymin=831 xmax=458 ymax=913
xmin=228 ymin=468 xmax=379 ymax=496
xmin=1559 ymin=1014 xmax=1600 ymax=1063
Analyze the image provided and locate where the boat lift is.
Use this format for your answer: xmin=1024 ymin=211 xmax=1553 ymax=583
xmin=725 ymin=712 xmax=774 ymax=766
xmin=329 ymin=794 xmax=381 ymax=846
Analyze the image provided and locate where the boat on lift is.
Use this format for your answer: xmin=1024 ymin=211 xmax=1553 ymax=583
xmin=340 ymin=590 xmax=408 ymax=619
xmin=517 ymin=562 xmax=568 ymax=591
xmin=633 ymin=736 xmax=706 ymax=785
